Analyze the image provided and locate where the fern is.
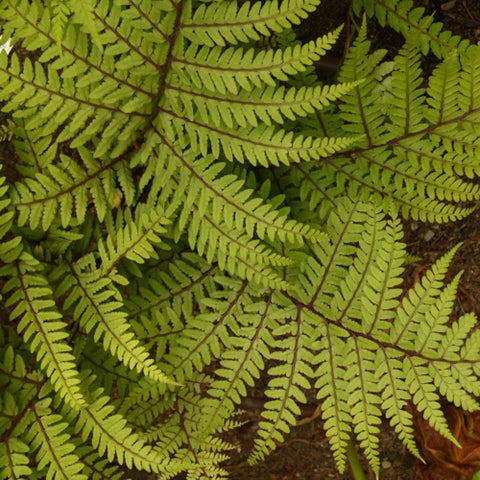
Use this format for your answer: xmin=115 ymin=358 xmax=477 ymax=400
xmin=352 ymin=0 xmax=470 ymax=58
xmin=1 ymin=0 xmax=480 ymax=479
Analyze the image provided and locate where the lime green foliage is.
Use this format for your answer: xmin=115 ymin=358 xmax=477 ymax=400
xmin=352 ymin=0 xmax=470 ymax=57
xmin=1 ymin=0 xmax=480 ymax=479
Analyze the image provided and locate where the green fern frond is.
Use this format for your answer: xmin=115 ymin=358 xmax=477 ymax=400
xmin=11 ymin=147 xmax=129 ymax=229
xmin=162 ymin=113 xmax=357 ymax=167
xmin=388 ymin=43 xmax=426 ymax=136
xmin=306 ymin=28 xmax=480 ymax=222
xmin=75 ymin=444 xmax=126 ymax=480
xmin=46 ymin=0 xmax=71 ymax=51
xmin=53 ymin=255 xmax=174 ymax=385
xmin=338 ymin=22 xmax=389 ymax=145
xmin=180 ymin=0 xmax=321 ymax=46
xmin=162 ymin=277 xmax=251 ymax=383
xmin=352 ymin=0 xmax=470 ymax=58
xmin=98 ymin=202 xmax=171 ymax=277
xmin=249 ymin=306 xmax=315 ymax=464
xmin=168 ymin=81 xmax=361 ymax=129
xmin=290 ymin=200 xmax=478 ymax=471
xmin=3 ymin=0 xmax=480 ymax=478
xmin=390 ymin=244 xmax=460 ymax=348
xmin=2 ymin=255 xmax=86 ymax=409
xmin=225 ymin=198 xmax=478 ymax=472
xmin=0 ymin=172 xmax=22 ymax=264
xmin=176 ymin=154 xmax=326 ymax=243
xmin=10 ymin=119 xmax=57 ymax=178
xmin=199 ymin=289 xmax=280 ymax=437
xmin=0 ymin=438 xmax=33 ymax=479
xmin=75 ymin=388 xmax=167 ymax=472
xmin=175 ymin=28 xmax=342 ymax=95
xmin=69 ymin=0 xmax=103 ymax=52
xmin=26 ymin=403 xmax=87 ymax=480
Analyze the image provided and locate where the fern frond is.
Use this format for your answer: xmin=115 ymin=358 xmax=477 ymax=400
xmin=390 ymin=245 xmax=460 ymax=348
xmin=249 ymin=306 xmax=315 ymax=464
xmin=10 ymin=118 xmax=58 ymax=178
xmin=375 ymin=348 xmax=420 ymax=457
xmin=344 ymin=336 xmax=382 ymax=474
xmin=3 ymin=0 xmax=480 ymax=478
xmin=47 ymin=0 xmax=71 ymax=50
xmin=199 ymin=289 xmax=279 ymax=436
xmin=174 ymin=28 xmax=342 ymax=95
xmin=180 ymin=0 xmax=321 ymax=46
xmin=0 ymin=438 xmax=32 ymax=479
xmin=75 ymin=389 xmax=167 ymax=472
xmin=269 ymin=198 xmax=479 ymax=471
xmin=98 ymin=202 xmax=171 ymax=277
xmin=54 ymin=255 xmax=174 ymax=385
xmin=174 ymin=154 xmax=326 ymax=244
xmin=11 ymin=147 xmax=129 ymax=229
xmin=168 ymin=81 xmax=360 ymax=129
xmin=2 ymin=255 xmax=86 ymax=408
xmin=352 ymin=0 xmax=470 ymax=58
xmin=162 ymin=277 xmax=250 ymax=383
xmin=162 ymin=112 xmax=356 ymax=167
xmin=26 ymin=404 xmax=87 ymax=480
xmin=388 ymin=43 xmax=426 ymax=136
xmin=0 ymin=171 xmax=22 ymax=264
xmin=69 ymin=0 xmax=103 ymax=52
xmin=310 ymin=28 xmax=480 ymax=222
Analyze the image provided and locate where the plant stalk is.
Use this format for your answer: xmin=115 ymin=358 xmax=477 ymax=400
xmin=346 ymin=436 xmax=368 ymax=480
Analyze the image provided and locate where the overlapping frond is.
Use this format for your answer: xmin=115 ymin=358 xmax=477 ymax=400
xmin=180 ymin=0 xmax=321 ymax=46
xmin=161 ymin=276 xmax=250 ymax=383
xmin=352 ymin=0 xmax=470 ymax=58
xmin=0 ymin=170 xmax=22 ymax=264
xmin=175 ymin=28 xmax=342 ymax=94
xmin=26 ymin=405 xmax=87 ymax=480
xmin=289 ymin=199 xmax=480 ymax=472
xmin=11 ymin=147 xmax=131 ymax=229
xmin=2 ymin=256 xmax=85 ymax=408
xmin=298 ymin=27 xmax=480 ymax=222
xmin=249 ymin=306 xmax=315 ymax=464
xmin=54 ymin=255 xmax=174 ymax=384
xmin=97 ymin=202 xmax=171 ymax=277
xmin=76 ymin=390 xmax=167 ymax=472
xmin=199 ymin=289 xmax=281 ymax=437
